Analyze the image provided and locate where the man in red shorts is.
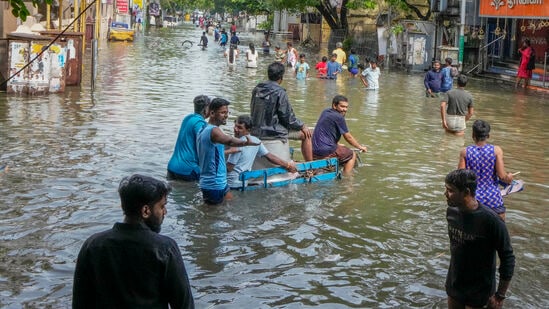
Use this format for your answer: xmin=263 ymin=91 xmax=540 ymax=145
xmin=312 ymin=95 xmax=368 ymax=175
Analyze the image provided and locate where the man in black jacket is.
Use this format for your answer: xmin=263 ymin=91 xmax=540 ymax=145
xmin=444 ymin=169 xmax=515 ymax=309
xmin=250 ymin=62 xmax=313 ymax=161
xmin=73 ymin=174 xmax=194 ymax=308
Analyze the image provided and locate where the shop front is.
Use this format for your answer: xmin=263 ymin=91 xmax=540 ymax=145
xmin=477 ymin=0 xmax=548 ymax=83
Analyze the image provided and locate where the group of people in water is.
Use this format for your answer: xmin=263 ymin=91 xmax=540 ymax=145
xmin=440 ymin=70 xmax=518 ymax=308
xmin=270 ymin=41 xmax=381 ymax=89
xmin=196 ymin=20 xmax=259 ymax=67
xmin=189 ymin=26 xmax=519 ymax=222
xmin=203 ymin=27 xmax=383 ymax=89
xmin=422 ymin=54 xmax=518 ymax=308
xmin=70 ymin=22 xmax=525 ymax=309
xmin=424 ymin=57 xmax=516 ymax=221
xmin=166 ymin=61 xmax=370 ymax=205
xmin=165 ymin=52 xmax=515 ymax=217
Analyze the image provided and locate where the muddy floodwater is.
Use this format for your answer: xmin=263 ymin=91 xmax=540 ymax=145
xmin=1 ymin=25 xmax=548 ymax=308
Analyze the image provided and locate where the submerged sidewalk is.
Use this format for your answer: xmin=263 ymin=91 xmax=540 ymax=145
xmin=475 ymin=64 xmax=549 ymax=94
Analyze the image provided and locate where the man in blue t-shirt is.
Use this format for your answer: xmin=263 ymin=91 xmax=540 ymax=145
xmin=441 ymin=57 xmax=458 ymax=92
xmin=167 ymin=95 xmax=210 ymax=181
xmin=197 ymin=99 xmax=259 ymax=205
xmin=230 ymin=33 xmax=240 ymax=48
xmin=326 ymin=53 xmax=342 ymax=80
xmin=219 ymin=30 xmax=228 ymax=47
xmin=227 ymin=115 xmax=297 ymax=189
xmin=312 ymin=95 xmax=368 ymax=175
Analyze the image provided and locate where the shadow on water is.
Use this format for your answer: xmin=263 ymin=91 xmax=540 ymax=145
xmin=0 ymin=25 xmax=547 ymax=307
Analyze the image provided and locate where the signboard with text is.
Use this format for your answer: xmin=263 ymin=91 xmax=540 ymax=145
xmin=480 ymin=0 xmax=549 ymax=18
xmin=116 ymin=0 xmax=128 ymax=14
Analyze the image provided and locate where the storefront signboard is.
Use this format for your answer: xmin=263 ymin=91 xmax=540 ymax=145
xmin=480 ymin=0 xmax=549 ymax=18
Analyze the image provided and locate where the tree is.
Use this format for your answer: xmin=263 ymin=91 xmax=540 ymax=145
xmin=254 ymin=0 xmax=374 ymax=34
xmin=223 ymin=0 xmax=272 ymax=15
xmin=177 ymin=0 xmax=377 ymax=33
xmin=314 ymin=0 xmax=375 ymax=33
xmin=386 ymin=0 xmax=432 ymax=21
xmin=8 ymin=0 xmax=53 ymax=21
xmin=305 ymin=0 xmax=432 ymax=31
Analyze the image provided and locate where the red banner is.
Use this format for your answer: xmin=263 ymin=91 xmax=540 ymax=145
xmin=116 ymin=0 xmax=128 ymax=14
xmin=480 ymin=0 xmax=549 ymax=18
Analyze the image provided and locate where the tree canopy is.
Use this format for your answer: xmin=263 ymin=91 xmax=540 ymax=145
xmin=387 ymin=0 xmax=432 ymax=21
xmin=220 ymin=0 xmax=431 ymax=32
xmin=263 ymin=0 xmax=377 ymax=33
xmin=8 ymin=0 xmax=52 ymax=21
xmin=7 ymin=0 xmax=431 ymax=29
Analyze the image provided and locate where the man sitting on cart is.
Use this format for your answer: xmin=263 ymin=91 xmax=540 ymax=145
xmin=312 ymin=95 xmax=368 ymax=175
xmin=226 ymin=115 xmax=297 ymax=189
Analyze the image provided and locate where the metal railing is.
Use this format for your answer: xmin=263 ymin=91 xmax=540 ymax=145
xmin=466 ymin=34 xmax=506 ymax=75
xmin=543 ymin=52 xmax=549 ymax=88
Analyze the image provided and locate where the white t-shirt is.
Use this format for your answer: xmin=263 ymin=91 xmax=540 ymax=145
xmin=246 ymin=50 xmax=258 ymax=68
xmin=227 ymin=135 xmax=269 ymax=188
xmin=287 ymin=48 xmax=297 ymax=67
xmin=361 ymin=67 xmax=381 ymax=90
xmin=225 ymin=48 xmax=239 ymax=66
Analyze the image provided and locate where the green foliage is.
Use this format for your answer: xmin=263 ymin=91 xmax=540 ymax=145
xmin=8 ymin=0 xmax=53 ymax=21
xmin=346 ymin=0 xmax=377 ymax=10
xmin=229 ymin=0 xmax=272 ymax=14
xmin=166 ymin=0 xmax=214 ymax=12
xmin=390 ymin=23 xmax=404 ymax=35
xmin=343 ymin=37 xmax=353 ymax=51
xmin=273 ymin=0 xmax=311 ymax=12
xmin=386 ymin=0 xmax=432 ymax=21
xmin=386 ymin=0 xmax=411 ymax=11
xmin=257 ymin=15 xmax=273 ymax=30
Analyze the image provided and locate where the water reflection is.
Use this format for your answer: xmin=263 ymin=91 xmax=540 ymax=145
xmin=0 ymin=25 xmax=548 ymax=308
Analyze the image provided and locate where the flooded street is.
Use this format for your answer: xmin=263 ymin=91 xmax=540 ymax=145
xmin=1 ymin=25 xmax=548 ymax=308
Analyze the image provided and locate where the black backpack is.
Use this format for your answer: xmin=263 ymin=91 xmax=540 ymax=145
xmin=527 ymin=49 xmax=536 ymax=70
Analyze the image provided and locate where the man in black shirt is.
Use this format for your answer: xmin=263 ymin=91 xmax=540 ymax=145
xmin=73 ymin=174 xmax=194 ymax=308
xmin=444 ymin=169 xmax=515 ymax=309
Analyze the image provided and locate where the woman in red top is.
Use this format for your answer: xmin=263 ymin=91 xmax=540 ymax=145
xmin=515 ymin=39 xmax=534 ymax=88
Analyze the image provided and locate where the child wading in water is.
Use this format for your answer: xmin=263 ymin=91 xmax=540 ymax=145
xmin=294 ymin=54 xmax=310 ymax=80
xmin=347 ymin=49 xmax=359 ymax=77
xmin=315 ymin=56 xmax=328 ymax=78
xmin=274 ymin=45 xmax=285 ymax=63
xmin=326 ymin=53 xmax=342 ymax=80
